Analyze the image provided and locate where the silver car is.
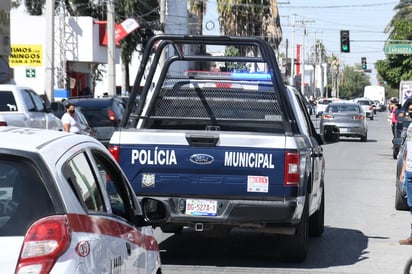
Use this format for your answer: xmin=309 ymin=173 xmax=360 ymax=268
xmin=0 ymin=127 xmax=165 ymax=273
xmin=320 ymin=101 xmax=368 ymax=142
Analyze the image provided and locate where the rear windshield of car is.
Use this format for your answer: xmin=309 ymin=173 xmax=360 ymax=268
xmin=318 ymin=100 xmax=333 ymax=105
xmin=69 ymin=99 xmax=124 ymax=127
xmin=0 ymin=158 xmax=55 ymax=236
xmin=357 ymin=100 xmax=370 ymax=105
xmin=327 ymin=104 xmax=361 ymax=113
xmin=0 ymin=92 xmax=18 ymax=111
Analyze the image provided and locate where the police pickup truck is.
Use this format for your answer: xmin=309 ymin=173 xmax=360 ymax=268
xmin=109 ymin=35 xmax=338 ymax=262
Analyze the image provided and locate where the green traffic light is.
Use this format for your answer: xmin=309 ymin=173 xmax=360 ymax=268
xmin=342 ymin=45 xmax=348 ymax=51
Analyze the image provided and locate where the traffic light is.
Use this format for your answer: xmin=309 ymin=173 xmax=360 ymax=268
xmin=340 ymin=30 xmax=350 ymax=53
xmin=361 ymin=57 xmax=367 ymax=70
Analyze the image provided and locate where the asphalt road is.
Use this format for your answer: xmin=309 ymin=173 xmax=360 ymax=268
xmin=154 ymin=111 xmax=411 ymax=274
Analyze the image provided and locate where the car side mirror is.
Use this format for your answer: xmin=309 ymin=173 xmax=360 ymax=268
xmin=323 ymin=125 xmax=340 ymax=143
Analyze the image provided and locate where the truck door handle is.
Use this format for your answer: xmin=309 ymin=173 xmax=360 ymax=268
xmin=186 ymin=134 xmax=219 ymax=147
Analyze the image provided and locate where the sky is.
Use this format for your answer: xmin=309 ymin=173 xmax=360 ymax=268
xmin=203 ymin=0 xmax=398 ymax=82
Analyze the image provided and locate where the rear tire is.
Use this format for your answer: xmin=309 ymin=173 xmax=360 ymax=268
xmin=309 ymin=188 xmax=325 ymax=237
xmin=403 ymin=256 xmax=412 ymax=274
xmin=279 ymin=198 xmax=309 ymax=262
xmin=395 ymin=184 xmax=409 ymax=211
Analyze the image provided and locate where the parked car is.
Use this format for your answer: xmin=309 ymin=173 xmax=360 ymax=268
xmin=395 ymin=134 xmax=409 ymax=210
xmin=392 ymin=98 xmax=412 ymax=159
xmin=66 ymin=97 xmax=127 ymax=147
xmin=0 ymin=85 xmax=62 ymax=130
xmin=354 ymin=98 xmax=374 ymax=120
xmin=320 ymin=101 xmax=368 ymax=142
xmin=0 ymin=126 xmax=165 ymax=273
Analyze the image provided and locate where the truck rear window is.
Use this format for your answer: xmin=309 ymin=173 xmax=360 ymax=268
xmin=145 ymin=77 xmax=285 ymax=133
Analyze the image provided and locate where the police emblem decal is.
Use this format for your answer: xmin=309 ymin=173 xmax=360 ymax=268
xmin=142 ymin=173 xmax=155 ymax=187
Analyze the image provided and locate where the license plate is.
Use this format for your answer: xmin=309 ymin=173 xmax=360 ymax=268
xmin=340 ymin=128 xmax=349 ymax=133
xmin=185 ymin=199 xmax=217 ymax=216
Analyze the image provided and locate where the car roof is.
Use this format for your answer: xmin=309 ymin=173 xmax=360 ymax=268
xmin=67 ymin=97 xmax=119 ymax=108
xmin=0 ymin=127 xmax=97 ymax=153
xmin=329 ymin=101 xmax=357 ymax=105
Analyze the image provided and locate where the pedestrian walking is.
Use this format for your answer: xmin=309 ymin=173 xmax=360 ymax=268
xmin=391 ymin=103 xmax=401 ymax=137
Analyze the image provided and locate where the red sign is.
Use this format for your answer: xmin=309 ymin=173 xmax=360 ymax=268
xmin=99 ymin=18 xmax=140 ymax=46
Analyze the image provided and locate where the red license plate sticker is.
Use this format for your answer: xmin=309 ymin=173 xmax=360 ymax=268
xmin=247 ymin=175 xmax=269 ymax=193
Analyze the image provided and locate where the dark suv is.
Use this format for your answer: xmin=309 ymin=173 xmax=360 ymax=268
xmin=66 ymin=97 xmax=127 ymax=147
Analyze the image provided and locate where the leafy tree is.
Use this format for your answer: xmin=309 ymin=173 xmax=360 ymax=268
xmin=338 ymin=65 xmax=371 ymax=99
xmin=376 ymin=1 xmax=412 ymax=89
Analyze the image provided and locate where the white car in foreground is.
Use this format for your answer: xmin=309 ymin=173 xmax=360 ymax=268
xmin=0 ymin=127 xmax=165 ymax=274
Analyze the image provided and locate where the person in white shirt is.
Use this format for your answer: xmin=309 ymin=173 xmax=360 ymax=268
xmin=61 ymin=103 xmax=81 ymax=134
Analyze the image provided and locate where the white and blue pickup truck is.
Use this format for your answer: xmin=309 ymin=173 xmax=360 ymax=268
xmin=0 ymin=84 xmax=62 ymax=130
xmin=109 ymin=35 xmax=339 ymax=262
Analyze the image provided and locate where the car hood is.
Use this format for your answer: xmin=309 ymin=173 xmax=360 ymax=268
xmin=0 ymin=236 xmax=24 ymax=273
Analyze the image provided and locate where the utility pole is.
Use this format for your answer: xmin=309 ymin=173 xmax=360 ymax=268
xmin=107 ymin=0 xmax=116 ymax=96
xmin=301 ymin=27 xmax=306 ymax=95
xmin=290 ymin=14 xmax=296 ymax=85
xmin=45 ymin=0 xmax=55 ymax=101
xmin=55 ymin=0 xmax=67 ymax=91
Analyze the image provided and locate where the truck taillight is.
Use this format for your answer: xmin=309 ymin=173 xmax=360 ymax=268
xmin=16 ymin=215 xmax=71 ymax=274
xmin=284 ymin=151 xmax=300 ymax=186
xmin=109 ymin=145 xmax=120 ymax=162
xmin=108 ymin=109 xmax=117 ymax=121
xmin=0 ymin=121 xmax=7 ymax=126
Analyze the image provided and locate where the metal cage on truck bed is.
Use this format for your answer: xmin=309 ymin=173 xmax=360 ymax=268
xmin=121 ymin=35 xmax=298 ymax=135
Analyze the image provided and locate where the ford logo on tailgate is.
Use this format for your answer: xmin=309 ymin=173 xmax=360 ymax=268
xmin=190 ymin=154 xmax=214 ymax=165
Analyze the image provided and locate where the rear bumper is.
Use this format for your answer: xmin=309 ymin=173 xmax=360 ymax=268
xmin=320 ymin=122 xmax=367 ymax=137
xmin=140 ymin=196 xmax=305 ymax=227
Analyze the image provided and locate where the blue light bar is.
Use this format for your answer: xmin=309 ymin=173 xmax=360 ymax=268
xmin=231 ymin=72 xmax=272 ymax=80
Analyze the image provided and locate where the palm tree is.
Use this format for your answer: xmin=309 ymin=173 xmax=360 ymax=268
xmin=189 ymin=0 xmax=207 ymax=35
xmin=216 ymin=0 xmax=282 ymax=52
xmin=385 ymin=0 xmax=412 ymax=35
